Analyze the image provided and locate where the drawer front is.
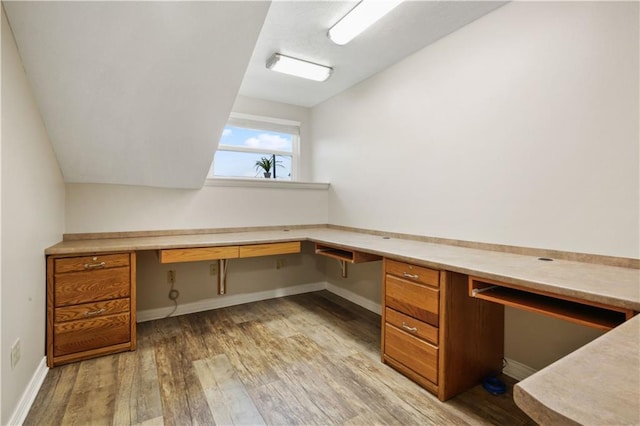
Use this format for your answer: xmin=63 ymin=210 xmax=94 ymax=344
xmin=53 ymin=313 xmax=131 ymax=357
xmin=386 ymin=274 xmax=439 ymax=326
xmin=385 ymin=259 xmax=439 ymax=288
xmin=385 ymin=323 xmax=438 ymax=384
xmin=55 ymin=267 xmax=130 ymax=307
xmin=239 ymin=242 xmax=301 ymax=258
xmin=158 ymin=246 xmax=239 ymax=263
xmin=55 ymin=253 xmax=130 ymax=274
xmin=55 ymin=298 xmax=130 ymax=323
xmin=385 ymin=307 xmax=438 ymax=345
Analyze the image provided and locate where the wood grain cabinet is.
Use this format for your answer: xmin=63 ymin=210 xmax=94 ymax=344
xmin=47 ymin=252 xmax=136 ymax=367
xmin=382 ymin=258 xmax=505 ymax=401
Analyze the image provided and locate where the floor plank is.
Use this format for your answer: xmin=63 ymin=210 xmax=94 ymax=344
xmin=60 ymin=356 xmax=118 ymax=425
xmin=194 ymin=354 xmax=266 ymax=426
xmin=23 ymin=363 xmax=79 ymax=426
xmin=26 ymin=290 xmax=535 ymax=426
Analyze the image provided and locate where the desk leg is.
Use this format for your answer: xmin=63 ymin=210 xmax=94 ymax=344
xmin=339 ymin=260 xmax=348 ymax=278
xmin=217 ymin=259 xmax=228 ymax=295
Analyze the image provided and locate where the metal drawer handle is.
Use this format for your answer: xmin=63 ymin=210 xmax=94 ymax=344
xmin=84 ymin=308 xmax=106 ymax=317
xmin=402 ymin=272 xmax=419 ymax=280
xmin=402 ymin=322 xmax=417 ymax=333
xmin=83 ymin=262 xmax=106 ymax=269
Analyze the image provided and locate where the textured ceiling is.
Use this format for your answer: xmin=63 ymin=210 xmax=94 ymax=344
xmin=4 ymin=1 xmax=270 ymax=189
xmin=239 ymin=1 xmax=507 ymax=107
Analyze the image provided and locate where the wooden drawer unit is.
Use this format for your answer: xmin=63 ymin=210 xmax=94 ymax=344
xmin=383 ymin=259 xmax=441 ymax=392
xmin=47 ymin=252 xmax=136 ymax=367
xmin=382 ymin=259 xmax=504 ymax=401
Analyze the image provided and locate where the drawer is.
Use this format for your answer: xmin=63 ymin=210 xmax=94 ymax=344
xmin=384 ymin=323 xmax=438 ymax=384
xmin=55 ymin=267 xmax=130 ymax=307
xmin=385 ymin=259 xmax=439 ymax=288
xmin=386 ymin=274 xmax=439 ymax=326
xmin=55 ymin=253 xmax=130 ymax=274
xmin=53 ymin=312 xmax=131 ymax=357
xmin=239 ymin=242 xmax=301 ymax=258
xmin=55 ymin=298 xmax=130 ymax=323
xmin=158 ymin=246 xmax=239 ymax=263
xmin=385 ymin=307 xmax=438 ymax=345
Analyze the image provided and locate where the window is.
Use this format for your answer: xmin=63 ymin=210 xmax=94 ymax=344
xmin=208 ymin=113 xmax=300 ymax=180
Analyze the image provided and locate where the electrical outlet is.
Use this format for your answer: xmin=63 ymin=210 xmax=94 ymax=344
xmin=167 ymin=270 xmax=175 ymax=284
xmin=11 ymin=339 xmax=20 ymax=369
xmin=210 ymin=263 xmax=217 ymax=275
xmin=276 ymin=258 xmax=287 ymax=270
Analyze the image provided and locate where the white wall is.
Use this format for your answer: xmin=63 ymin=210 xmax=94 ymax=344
xmin=64 ymin=96 xmax=327 ymax=314
xmin=311 ymin=1 xmax=636 ymax=377
xmin=65 ymin=183 xmax=327 ymax=234
xmin=311 ymin=1 xmax=639 ymax=259
xmin=65 ymin=96 xmax=325 ymax=234
xmin=1 ymin=7 xmax=66 ymax=423
xmin=65 ymin=185 xmax=329 ymax=318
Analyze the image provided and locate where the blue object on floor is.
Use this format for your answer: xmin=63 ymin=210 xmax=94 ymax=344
xmin=482 ymin=376 xmax=506 ymax=395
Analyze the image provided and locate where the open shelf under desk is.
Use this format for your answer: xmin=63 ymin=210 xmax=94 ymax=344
xmin=314 ymin=243 xmax=381 ymax=264
xmin=469 ymin=277 xmax=633 ymax=331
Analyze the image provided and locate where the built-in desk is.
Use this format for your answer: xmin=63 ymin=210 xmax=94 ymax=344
xmin=45 ymin=226 xmax=640 ymax=423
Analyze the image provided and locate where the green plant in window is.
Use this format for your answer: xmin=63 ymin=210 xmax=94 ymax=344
xmin=255 ymin=156 xmax=282 ymax=178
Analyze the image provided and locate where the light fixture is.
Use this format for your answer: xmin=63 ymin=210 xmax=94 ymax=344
xmin=266 ymin=53 xmax=333 ymax=82
xmin=328 ymin=0 xmax=404 ymax=45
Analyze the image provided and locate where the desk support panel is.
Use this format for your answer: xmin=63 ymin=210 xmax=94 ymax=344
xmin=218 ymin=259 xmax=228 ymax=295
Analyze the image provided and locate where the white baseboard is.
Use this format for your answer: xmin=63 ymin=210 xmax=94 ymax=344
xmin=503 ymin=357 xmax=537 ymax=381
xmin=325 ymin=282 xmax=382 ymax=315
xmin=137 ymin=282 xmax=327 ymax=322
xmin=8 ymin=357 xmax=48 ymax=426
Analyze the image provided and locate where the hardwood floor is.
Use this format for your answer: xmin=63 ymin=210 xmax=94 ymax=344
xmin=25 ymin=291 xmax=535 ymax=425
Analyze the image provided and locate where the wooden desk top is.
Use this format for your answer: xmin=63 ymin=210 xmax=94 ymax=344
xmin=46 ymin=227 xmax=640 ymax=311
xmin=514 ymin=314 xmax=640 ymax=425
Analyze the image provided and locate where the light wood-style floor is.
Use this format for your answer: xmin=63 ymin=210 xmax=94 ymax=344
xmin=25 ymin=291 xmax=535 ymax=425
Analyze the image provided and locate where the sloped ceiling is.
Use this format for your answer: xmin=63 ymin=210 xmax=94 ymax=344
xmin=4 ymin=1 xmax=270 ymax=189
xmin=240 ymin=1 xmax=507 ymax=107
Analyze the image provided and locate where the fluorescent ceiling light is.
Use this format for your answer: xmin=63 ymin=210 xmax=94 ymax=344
xmin=266 ymin=53 xmax=333 ymax=82
xmin=328 ymin=0 xmax=404 ymax=45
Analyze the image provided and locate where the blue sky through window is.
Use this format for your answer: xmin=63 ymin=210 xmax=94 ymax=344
xmin=209 ymin=126 xmax=294 ymax=179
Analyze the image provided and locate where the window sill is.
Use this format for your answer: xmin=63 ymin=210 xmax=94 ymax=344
xmin=204 ymin=177 xmax=329 ymax=190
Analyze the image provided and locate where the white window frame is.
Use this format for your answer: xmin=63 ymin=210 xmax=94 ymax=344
xmin=212 ymin=112 xmax=301 ymax=180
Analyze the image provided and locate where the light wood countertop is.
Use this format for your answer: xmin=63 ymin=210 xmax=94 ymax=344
xmin=46 ymin=227 xmax=640 ymax=311
xmin=514 ymin=314 xmax=640 ymax=425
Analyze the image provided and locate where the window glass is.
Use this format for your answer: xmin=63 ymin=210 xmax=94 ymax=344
xmin=219 ymin=126 xmax=293 ymax=151
xmin=209 ymin=116 xmax=299 ymax=180
xmin=212 ymin=150 xmax=292 ymax=179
